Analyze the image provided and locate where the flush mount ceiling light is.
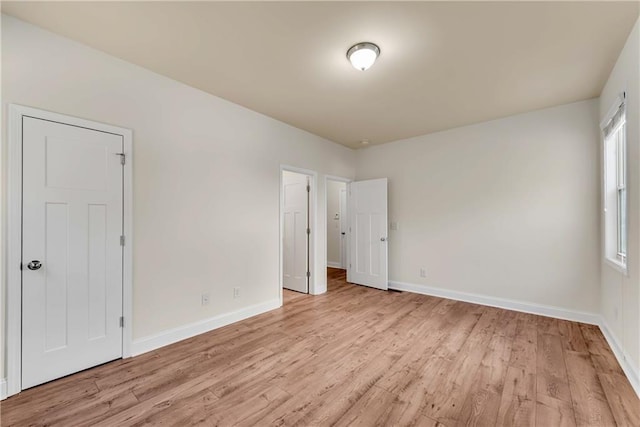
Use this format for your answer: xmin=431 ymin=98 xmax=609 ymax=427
xmin=347 ymin=42 xmax=380 ymax=71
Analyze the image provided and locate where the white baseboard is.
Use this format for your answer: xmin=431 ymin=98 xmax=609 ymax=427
xmin=131 ymin=299 xmax=281 ymax=356
xmin=598 ymin=318 xmax=640 ymax=398
xmin=327 ymin=262 xmax=344 ymax=269
xmin=389 ymin=280 xmax=640 ymax=398
xmin=1 ymin=378 xmax=7 ymax=400
xmin=388 ymin=280 xmax=600 ymax=325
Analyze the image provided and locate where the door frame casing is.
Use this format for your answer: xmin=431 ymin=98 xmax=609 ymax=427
xmin=279 ymin=165 xmax=317 ymax=303
xmin=6 ymin=104 xmax=134 ymax=397
xmin=324 ymin=175 xmax=352 ymax=273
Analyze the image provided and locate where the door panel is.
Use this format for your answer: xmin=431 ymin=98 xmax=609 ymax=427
xmin=355 ymin=212 xmax=370 ymax=274
xmin=348 ymin=178 xmax=388 ymax=290
xmin=283 ymin=171 xmax=309 ymax=293
xmin=45 ymin=137 xmax=109 ymax=191
xmin=88 ymin=203 xmax=108 ymax=340
xmin=22 ymin=117 xmax=124 ymax=389
xmin=44 ymin=202 xmax=70 ymax=351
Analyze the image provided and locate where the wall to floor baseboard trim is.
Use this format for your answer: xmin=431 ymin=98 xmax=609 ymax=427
xmin=388 ymin=280 xmax=600 ymax=324
xmin=389 ymin=280 xmax=640 ymax=398
xmin=598 ymin=318 xmax=640 ymax=398
xmin=5 ymin=284 xmax=639 ymax=401
xmin=327 ymin=262 xmax=344 ymax=269
xmin=131 ymin=299 xmax=281 ymax=356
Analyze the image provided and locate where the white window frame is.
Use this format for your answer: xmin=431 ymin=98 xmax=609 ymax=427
xmin=602 ymin=94 xmax=627 ymax=274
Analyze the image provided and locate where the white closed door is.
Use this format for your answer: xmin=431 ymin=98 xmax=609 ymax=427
xmin=282 ymin=171 xmax=309 ymax=293
xmin=22 ymin=117 xmax=124 ymax=389
xmin=348 ymin=178 xmax=388 ymax=290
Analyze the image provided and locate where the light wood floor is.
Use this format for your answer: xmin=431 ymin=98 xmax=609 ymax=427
xmin=2 ymin=268 xmax=638 ymax=426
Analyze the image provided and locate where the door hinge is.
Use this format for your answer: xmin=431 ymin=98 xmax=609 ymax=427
xmin=306 ymin=228 xmax=311 ymax=235
xmin=306 ymin=271 xmax=311 ymax=278
xmin=115 ymin=153 xmax=126 ymax=165
xmin=120 ymin=235 xmax=125 ymax=246
xmin=119 ymin=316 xmax=124 ymax=328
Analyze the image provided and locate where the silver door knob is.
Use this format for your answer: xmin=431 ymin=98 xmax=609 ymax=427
xmin=380 ymin=237 xmax=387 ymax=242
xmin=27 ymin=260 xmax=42 ymax=270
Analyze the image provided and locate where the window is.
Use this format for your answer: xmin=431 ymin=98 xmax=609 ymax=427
xmin=603 ymin=96 xmax=627 ymax=270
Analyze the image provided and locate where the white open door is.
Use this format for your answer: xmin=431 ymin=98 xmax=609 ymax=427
xmin=283 ymin=171 xmax=309 ymax=293
xmin=348 ymin=178 xmax=388 ymax=290
xmin=21 ymin=117 xmax=124 ymax=389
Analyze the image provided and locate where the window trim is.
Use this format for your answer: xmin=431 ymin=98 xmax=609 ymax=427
xmin=602 ymin=93 xmax=628 ymax=275
xmin=605 ymin=255 xmax=628 ymax=275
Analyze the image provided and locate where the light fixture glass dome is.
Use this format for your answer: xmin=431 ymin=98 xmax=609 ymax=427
xmin=347 ymin=42 xmax=380 ymax=71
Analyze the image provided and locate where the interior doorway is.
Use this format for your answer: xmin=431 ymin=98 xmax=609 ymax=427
xmin=6 ymin=105 xmax=133 ymax=397
xmin=281 ymin=168 xmax=314 ymax=295
xmin=326 ymin=179 xmax=347 ymax=270
xmin=326 ymin=176 xmax=351 ymax=293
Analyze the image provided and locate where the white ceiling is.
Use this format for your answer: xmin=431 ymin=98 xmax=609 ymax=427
xmin=3 ymin=1 xmax=638 ymax=148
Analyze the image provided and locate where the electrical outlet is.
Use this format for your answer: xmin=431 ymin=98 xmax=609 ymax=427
xmin=420 ymin=268 xmax=427 ymax=278
xmin=390 ymin=221 xmax=399 ymax=231
xmin=201 ymin=293 xmax=210 ymax=306
xmin=233 ymin=287 xmax=241 ymax=299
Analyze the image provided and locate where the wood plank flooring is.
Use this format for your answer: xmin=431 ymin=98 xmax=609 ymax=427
xmin=2 ymin=268 xmax=638 ymax=426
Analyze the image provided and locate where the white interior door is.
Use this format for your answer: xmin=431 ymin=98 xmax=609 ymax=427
xmin=283 ymin=171 xmax=309 ymax=293
xmin=339 ymin=187 xmax=347 ymax=269
xmin=22 ymin=117 xmax=124 ymax=389
xmin=348 ymin=178 xmax=388 ymax=290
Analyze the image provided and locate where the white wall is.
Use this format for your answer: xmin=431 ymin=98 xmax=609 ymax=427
xmin=0 ymin=15 xmax=355 ymax=378
xmin=599 ymin=17 xmax=640 ymax=382
xmin=356 ymin=100 xmax=601 ymax=315
xmin=326 ymin=180 xmax=346 ymax=267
